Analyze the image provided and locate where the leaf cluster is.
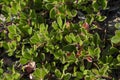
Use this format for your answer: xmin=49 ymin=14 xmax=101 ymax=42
xmin=0 ymin=0 xmax=120 ymax=80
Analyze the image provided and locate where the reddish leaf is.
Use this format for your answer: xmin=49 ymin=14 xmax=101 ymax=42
xmin=25 ymin=66 xmax=34 ymax=73
xmin=86 ymin=56 xmax=92 ymax=62
xmin=24 ymin=61 xmax=36 ymax=74
xmin=82 ymin=22 xmax=89 ymax=30
xmin=76 ymin=51 xmax=81 ymax=58
xmin=67 ymin=52 xmax=71 ymax=56
xmin=75 ymin=43 xmax=82 ymax=50
xmin=66 ymin=21 xmax=70 ymax=29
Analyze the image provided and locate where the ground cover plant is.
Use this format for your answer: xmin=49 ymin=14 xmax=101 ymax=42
xmin=0 ymin=0 xmax=120 ymax=80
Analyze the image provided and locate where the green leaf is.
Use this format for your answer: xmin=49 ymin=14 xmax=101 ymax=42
xmin=45 ymin=3 xmax=54 ymax=10
xmin=79 ymin=65 xmax=85 ymax=72
xmin=6 ymin=41 xmax=17 ymax=56
xmin=92 ymin=1 xmax=99 ymax=12
xmin=71 ymin=10 xmax=77 ymax=17
xmin=83 ymin=70 xmax=89 ymax=75
xmin=22 ymin=52 xmax=32 ymax=59
xmin=56 ymin=33 xmax=63 ymax=41
xmin=3 ymin=41 xmax=9 ymax=49
xmin=94 ymin=47 xmax=101 ymax=59
xmin=55 ymin=69 xmax=62 ymax=78
xmin=50 ymin=8 xmax=56 ymax=18
xmin=29 ymin=9 xmax=36 ymax=18
xmin=39 ymin=23 xmax=46 ymax=32
xmin=93 ymin=33 xmax=101 ymax=45
xmin=115 ymin=30 xmax=120 ymax=36
xmin=20 ymin=58 xmax=28 ymax=65
xmin=11 ymin=7 xmax=17 ymax=15
xmin=88 ymin=47 xmax=100 ymax=59
xmin=52 ymin=21 xmax=59 ymax=30
xmin=96 ymin=15 xmax=106 ymax=22
xmin=109 ymin=47 xmax=119 ymax=55
xmin=8 ymin=33 xmax=15 ymax=39
xmin=8 ymin=25 xmax=16 ymax=34
xmin=115 ymin=23 xmax=120 ymax=29
xmin=13 ymin=73 xmax=20 ymax=79
xmin=63 ymin=73 xmax=71 ymax=80
xmin=111 ymin=36 xmax=120 ymax=44
xmin=76 ymin=72 xmax=83 ymax=79
xmin=88 ymin=47 xmax=94 ymax=56
xmin=63 ymin=63 xmax=69 ymax=73
xmin=65 ymin=35 xmax=72 ymax=43
xmin=69 ymin=33 xmax=76 ymax=42
xmin=86 ymin=16 xmax=94 ymax=24
xmin=111 ymin=30 xmax=120 ymax=44
xmin=28 ymin=27 xmax=32 ymax=35
xmin=10 ymin=2 xmax=20 ymax=15
xmin=92 ymin=69 xmax=99 ymax=75
xmin=99 ymin=64 xmax=109 ymax=76
xmin=54 ymin=49 xmax=64 ymax=59
xmin=61 ymin=56 xmax=66 ymax=64
xmin=30 ymin=32 xmax=41 ymax=44
xmin=57 ymin=16 xmax=63 ymax=28
xmin=75 ymin=36 xmax=83 ymax=44
xmin=66 ymin=9 xmax=77 ymax=19
xmin=40 ymin=53 xmax=45 ymax=61
xmin=33 ymin=68 xmax=48 ymax=79
xmin=0 ymin=68 xmax=3 ymax=74
xmin=45 ymin=63 xmax=51 ymax=72
xmin=16 ymin=35 xmax=21 ymax=42
xmin=66 ymin=9 xmax=73 ymax=19
xmin=66 ymin=52 xmax=76 ymax=63
xmin=117 ymin=54 xmax=120 ymax=62
xmin=22 ymin=48 xmax=32 ymax=59
xmin=106 ymin=56 xmax=113 ymax=63
xmin=65 ymin=33 xmax=76 ymax=43
xmin=101 ymin=0 xmax=107 ymax=9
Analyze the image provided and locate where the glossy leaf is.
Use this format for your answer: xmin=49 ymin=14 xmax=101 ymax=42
xmin=115 ymin=23 xmax=120 ymax=29
xmin=8 ymin=25 xmax=16 ymax=34
xmin=33 ymin=68 xmax=48 ymax=79
xmin=52 ymin=21 xmax=59 ymax=30
xmin=63 ymin=73 xmax=71 ymax=80
xmin=57 ymin=16 xmax=63 ymax=28
xmin=55 ymin=69 xmax=62 ymax=78
xmin=101 ymin=0 xmax=108 ymax=9
xmin=96 ymin=15 xmax=106 ymax=22
xmin=111 ymin=30 xmax=120 ymax=44
xmin=30 ymin=32 xmax=44 ymax=44
xmin=117 ymin=54 xmax=120 ymax=62
xmin=50 ymin=8 xmax=56 ymax=18
xmin=92 ymin=1 xmax=99 ymax=12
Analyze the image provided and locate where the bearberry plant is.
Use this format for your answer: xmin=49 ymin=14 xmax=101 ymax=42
xmin=0 ymin=0 xmax=120 ymax=80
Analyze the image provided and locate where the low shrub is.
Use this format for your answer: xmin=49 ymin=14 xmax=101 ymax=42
xmin=0 ymin=0 xmax=120 ymax=80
